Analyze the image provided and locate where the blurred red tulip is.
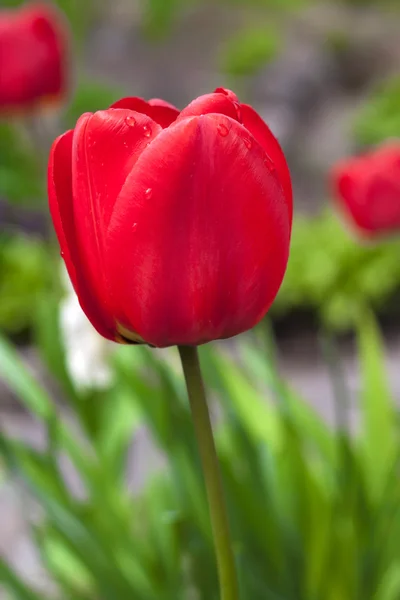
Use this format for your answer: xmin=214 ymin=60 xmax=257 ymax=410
xmin=0 ymin=3 xmax=67 ymax=112
xmin=48 ymin=88 xmax=292 ymax=347
xmin=331 ymin=143 xmax=400 ymax=238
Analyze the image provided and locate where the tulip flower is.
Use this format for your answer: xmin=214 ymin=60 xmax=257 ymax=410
xmin=0 ymin=3 xmax=67 ymax=112
xmin=48 ymin=88 xmax=292 ymax=348
xmin=331 ymin=143 xmax=400 ymax=238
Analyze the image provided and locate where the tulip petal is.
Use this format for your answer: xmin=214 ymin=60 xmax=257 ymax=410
xmin=214 ymin=87 xmax=240 ymax=103
xmin=70 ymin=108 xmax=162 ymax=339
xmin=366 ymin=175 xmax=400 ymax=232
xmin=110 ymin=97 xmax=179 ymax=127
xmin=241 ymin=103 xmax=292 ymax=222
xmin=148 ymin=98 xmax=179 ymax=110
xmin=107 ymin=114 xmax=291 ymax=347
xmin=48 ymin=129 xmax=115 ymax=339
xmin=48 ymin=130 xmax=76 ymax=287
xmin=332 ymin=145 xmax=400 ymax=237
xmin=331 ymin=162 xmax=372 ymax=232
xmin=0 ymin=4 xmax=65 ymax=110
xmin=177 ymin=92 xmax=241 ymax=122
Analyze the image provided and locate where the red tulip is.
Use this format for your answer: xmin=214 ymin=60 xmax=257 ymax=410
xmin=0 ymin=3 xmax=67 ymax=112
xmin=48 ymin=89 xmax=292 ymax=347
xmin=331 ymin=143 xmax=400 ymax=238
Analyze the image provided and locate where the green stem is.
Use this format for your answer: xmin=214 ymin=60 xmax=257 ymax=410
xmin=178 ymin=346 xmax=239 ymax=600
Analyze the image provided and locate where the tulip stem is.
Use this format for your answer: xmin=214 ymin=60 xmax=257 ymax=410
xmin=178 ymin=345 xmax=239 ymax=600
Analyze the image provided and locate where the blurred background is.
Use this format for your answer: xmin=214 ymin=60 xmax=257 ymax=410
xmin=2 ymin=0 xmax=400 ymax=599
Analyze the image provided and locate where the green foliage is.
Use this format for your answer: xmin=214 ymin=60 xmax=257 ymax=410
xmin=1 ymin=303 xmax=400 ymax=599
xmin=0 ymin=123 xmax=43 ymax=204
xmin=354 ymin=76 xmax=400 ymax=146
xmin=220 ymin=26 xmax=280 ymax=77
xmin=0 ymin=234 xmax=56 ymax=334
xmin=274 ymin=210 xmax=400 ymax=330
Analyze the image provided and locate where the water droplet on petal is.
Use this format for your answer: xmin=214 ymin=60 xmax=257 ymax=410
xmin=125 ymin=115 xmax=136 ymax=127
xmin=243 ymin=137 xmax=252 ymax=150
xmin=143 ymin=124 xmax=152 ymax=138
xmin=264 ymin=155 xmax=276 ymax=173
xmin=132 ymin=223 xmax=138 ymax=231
xmin=217 ymin=123 xmax=229 ymax=137
xmin=233 ymin=101 xmax=242 ymax=120
xmin=145 ymin=187 xmax=152 ymax=199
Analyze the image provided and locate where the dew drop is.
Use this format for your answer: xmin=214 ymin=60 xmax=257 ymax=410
xmin=125 ymin=115 xmax=136 ymax=127
xmin=217 ymin=123 xmax=229 ymax=137
xmin=243 ymin=137 xmax=252 ymax=150
xmin=145 ymin=187 xmax=152 ymax=199
xmin=143 ymin=124 xmax=152 ymax=138
xmin=264 ymin=155 xmax=276 ymax=173
xmin=132 ymin=223 xmax=138 ymax=231
xmin=233 ymin=101 xmax=241 ymax=120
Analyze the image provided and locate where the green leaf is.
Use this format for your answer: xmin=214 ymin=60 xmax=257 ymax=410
xmin=0 ymin=234 xmax=54 ymax=334
xmin=138 ymin=476 xmax=181 ymax=588
xmin=36 ymin=498 xmax=142 ymax=600
xmin=0 ymin=332 xmax=53 ymax=419
xmin=274 ymin=210 xmax=400 ymax=332
xmin=34 ymin=287 xmax=76 ymax=400
xmin=96 ymin=384 xmax=142 ymax=478
xmin=375 ymin=564 xmax=400 ymax=600
xmin=357 ymin=310 xmax=397 ymax=501
xmin=0 ymin=333 xmax=107 ymax=497
xmin=200 ymin=345 xmax=283 ymax=451
xmin=0 ymin=434 xmax=72 ymax=506
xmin=0 ymin=123 xmax=43 ymax=204
xmin=36 ymin=525 xmax=96 ymax=597
xmin=239 ymin=332 xmax=335 ymax=461
xmin=0 ymin=558 xmax=42 ymax=600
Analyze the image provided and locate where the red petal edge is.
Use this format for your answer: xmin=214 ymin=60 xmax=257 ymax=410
xmin=110 ymin=97 xmax=179 ymax=127
xmin=241 ymin=104 xmax=292 ymax=224
xmin=48 ymin=127 xmax=115 ymax=339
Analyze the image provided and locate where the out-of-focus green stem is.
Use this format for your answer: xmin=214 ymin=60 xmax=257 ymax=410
xmin=178 ymin=345 xmax=239 ymax=600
